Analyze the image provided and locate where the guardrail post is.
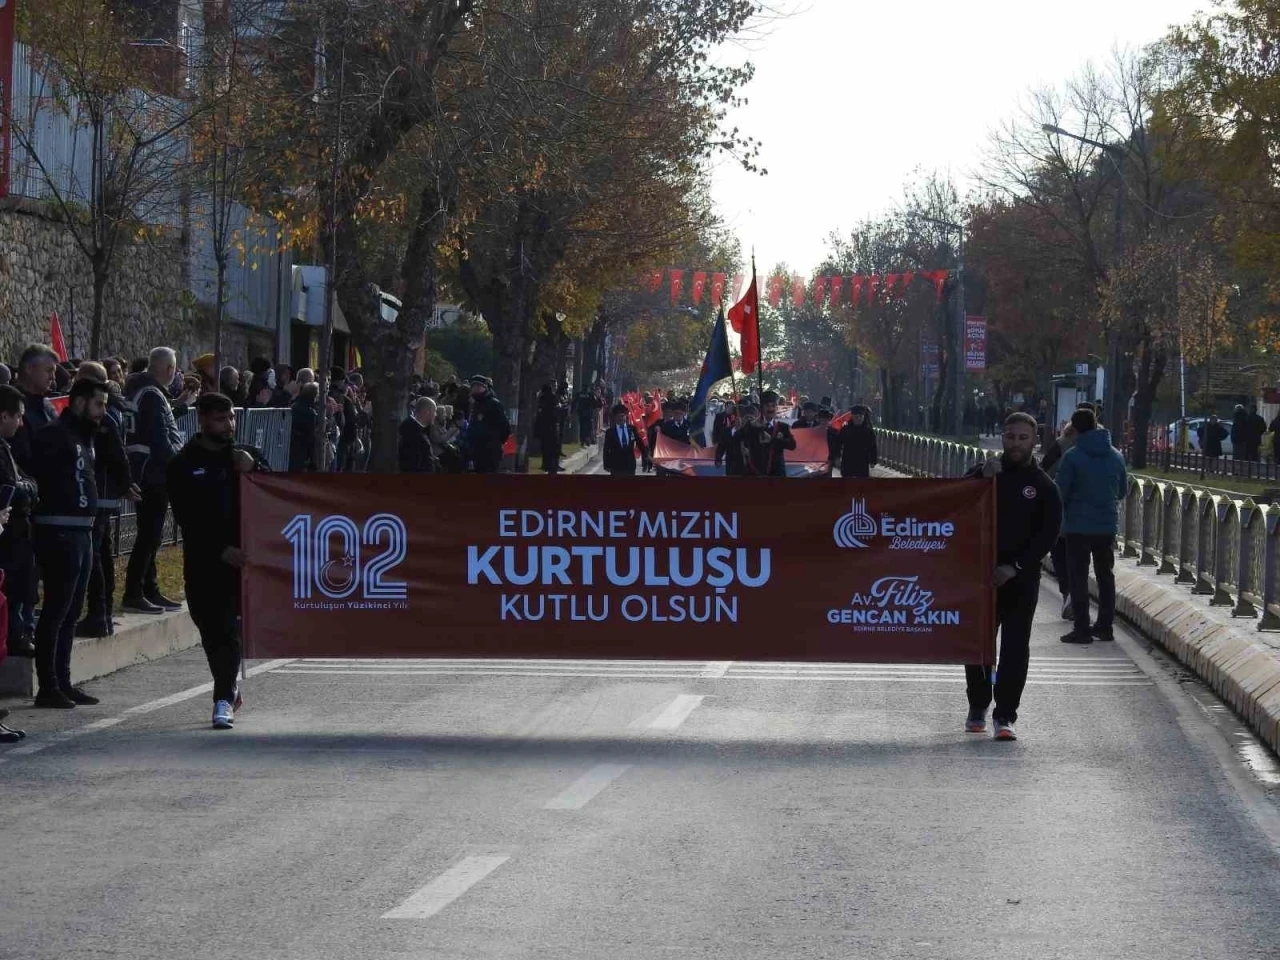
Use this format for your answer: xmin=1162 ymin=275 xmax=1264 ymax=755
xmin=1193 ymin=496 xmax=1215 ymax=595
xmin=1122 ymin=481 xmax=1140 ymax=559
xmin=1211 ymin=499 xmax=1235 ymax=607
xmin=1139 ymin=481 xmax=1158 ymax=566
xmin=1234 ymin=501 xmax=1259 ymax=619
xmin=1260 ymin=511 xmax=1280 ymax=631
xmin=1157 ymin=485 xmax=1178 ymax=575
xmin=1177 ymin=489 xmax=1197 ymax=585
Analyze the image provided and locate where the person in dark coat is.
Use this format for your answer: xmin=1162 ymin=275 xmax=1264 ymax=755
xmin=760 ymin=391 xmax=797 ymax=477
xmin=793 ymin=401 xmax=819 ymax=430
xmin=721 ymin=403 xmax=773 ymax=476
xmin=831 ymin=404 xmax=878 ymax=478
xmin=1270 ymin=411 xmax=1280 ymax=463
xmin=0 ymin=385 xmax=37 ymax=657
xmin=289 ymin=383 xmax=320 ymax=472
xmin=535 ymin=383 xmax=563 ymax=474
xmin=1198 ymin=414 xmax=1228 ymax=459
xmin=398 ymin=397 xmax=438 ymax=474
xmin=1231 ymin=405 xmax=1249 ymax=461
xmin=466 ymin=376 xmax=510 ymax=473
xmin=1246 ymin=405 xmax=1267 ymax=462
xmin=602 ymin=404 xmax=650 ymax=475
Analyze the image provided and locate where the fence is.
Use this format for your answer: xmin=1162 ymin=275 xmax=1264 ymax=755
xmin=1140 ymin=446 xmax=1280 ymax=484
xmin=876 ymin=430 xmax=1280 ymax=633
xmin=112 ymin=407 xmax=293 ymax=556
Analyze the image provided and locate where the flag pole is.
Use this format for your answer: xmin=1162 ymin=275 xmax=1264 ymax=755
xmin=752 ymin=254 xmax=763 ymax=399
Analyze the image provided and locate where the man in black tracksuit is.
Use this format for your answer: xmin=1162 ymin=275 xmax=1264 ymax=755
xmin=124 ymin=347 xmax=184 ymax=613
xmin=30 ymin=379 xmax=110 ymax=708
xmin=961 ymin=411 xmax=1063 ymax=741
xmin=167 ymin=393 xmax=248 ymax=730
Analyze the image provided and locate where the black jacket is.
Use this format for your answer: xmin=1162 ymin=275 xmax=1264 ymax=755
xmin=602 ymin=422 xmax=646 ymax=474
xmin=721 ymin=422 xmax=774 ymax=476
xmin=648 ymin=418 xmax=692 ymax=453
xmin=12 ymin=389 xmax=57 ymax=474
xmin=30 ymin=411 xmax=99 ymax=530
xmin=964 ymin=455 xmax=1063 ymax=582
xmin=167 ymin=437 xmax=241 ymax=589
xmin=535 ymin=392 xmax=561 ymax=438
xmin=398 ymin=417 xmax=437 ymax=473
xmin=289 ymin=395 xmax=319 ymax=471
xmin=832 ymin=423 xmax=878 ymax=478
xmin=467 ymin=391 xmax=510 ymax=470
xmin=1198 ymin=421 xmax=1227 ymax=459
xmin=126 ymin=373 xmax=183 ymax=487
xmin=761 ymin=420 xmax=796 ymax=477
xmin=94 ymin=394 xmax=133 ymax=510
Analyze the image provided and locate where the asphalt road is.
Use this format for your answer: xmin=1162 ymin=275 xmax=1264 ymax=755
xmin=3 ymin=459 xmax=1280 ymax=959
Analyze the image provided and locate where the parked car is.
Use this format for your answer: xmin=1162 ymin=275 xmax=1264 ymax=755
xmin=1167 ymin=418 xmax=1233 ymax=457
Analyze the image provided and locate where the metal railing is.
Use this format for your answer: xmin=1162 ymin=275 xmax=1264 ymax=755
xmin=1138 ymin=446 xmax=1280 ymax=484
xmin=876 ymin=429 xmax=1280 ymax=632
xmin=111 ymin=407 xmax=292 ymax=556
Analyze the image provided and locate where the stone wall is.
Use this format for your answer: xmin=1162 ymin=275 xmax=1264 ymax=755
xmin=0 ymin=202 xmax=204 ymax=367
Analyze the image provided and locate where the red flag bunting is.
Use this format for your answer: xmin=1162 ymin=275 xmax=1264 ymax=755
xmin=813 ymin=275 xmax=828 ymax=307
xmin=884 ymin=274 xmax=900 ymax=299
xmin=646 ymin=270 xmax=663 ymax=294
xmin=732 ymin=274 xmax=745 ymax=301
xmin=791 ymin=277 xmax=805 ymax=309
xmin=691 ymin=271 xmax=707 ymax=305
xmin=901 ymin=271 xmax=915 ymax=296
xmin=850 ymin=275 xmax=863 ymax=307
xmin=768 ymin=274 xmax=784 ymax=308
xmin=829 ymin=275 xmax=844 ymax=308
xmin=930 ymin=269 xmax=948 ymax=302
xmin=669 ymin=269 xmax=685 ymax=306
xmin=868 ymin=275 xmax=881 ymax=304
xmin=710 ymin=272 xmax=726 ymax=305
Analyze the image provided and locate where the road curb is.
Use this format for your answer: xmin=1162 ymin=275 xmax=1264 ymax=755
xmin=564 ymin=444 xmax=600 ymax=474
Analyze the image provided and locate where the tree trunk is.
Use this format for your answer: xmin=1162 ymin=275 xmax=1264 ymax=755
xmin=90 ymin=259 xmax=108 ymax=359
xmin=1129 ymin=339 xmax=1166 ymax=471
xmin=213 ymin=257 xmax=226 ymax=378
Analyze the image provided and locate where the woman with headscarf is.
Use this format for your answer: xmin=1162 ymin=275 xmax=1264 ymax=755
xmin=831 ymin=404 xmax=878 ymax=478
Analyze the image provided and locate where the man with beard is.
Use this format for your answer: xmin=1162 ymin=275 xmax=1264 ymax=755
xmin=760 ymin=391 xmax=797 ymax=477
xmin=721 ymin=403 xmax=773 ymax=476
xmin=961 ymin=412 xmax=1062 ymax=742
xmin=29 ymin=379 xmax=110 ymax=708
xmin=167 ymin=393 xmax=250 ymax=730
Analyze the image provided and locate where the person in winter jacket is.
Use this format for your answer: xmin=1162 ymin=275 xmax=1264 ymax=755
xmin=74 ymin=363 xmax=139 ymax=638
xmin=289 ymin=383 xmax=321 ymax=471
xmin=1198 ymin=414 xmax=1228 ymax=459
xmin=830 ymin=405 xmax=878 ymax=478
xmin=0 ymin=385 xmax=38 ymax=657
xmin=602 ymin=404 xmax=651 ymax=475
xmin=29 ymin=379 xmax=110 ymax=708
xmin=123 ymin=347 xmax=185 ymax=614
xmin=535 ymin=383 xmax=563 ymax=474
xmin=11 ymin=344 xmax=59 ymax=476
xmin=466 ymin=376 xmax=510 ymax=473
xmin=1056 ymin=407 xmax=1128 ymax=644
xmin=398 ymin=397 xmax=439 ymax=474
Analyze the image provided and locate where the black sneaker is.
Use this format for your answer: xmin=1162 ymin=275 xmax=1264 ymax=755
xmin=33 ymin=689 xmax=76 ymax=709
xmin=7 ymin=633 xmax=35 ymax=657
xmin=1091 ymin=626 xmax=1115 ymax=642
xmin=145 ymin=592 xmax=182 ymax=611
xmin=0 ymin=729 xmax=20 ymax=744
xmin=61 ymin=687 xmax=100 ymax=706
xmin=1059 ymin=631 xmax=1094 ymax=645
xmin=120 ymin=595 xmax=164 ymax=614
xmin=75 ymin=620 xmax=110 ymax=639
xmin=0 ymin=721 xmax=26 ymax=739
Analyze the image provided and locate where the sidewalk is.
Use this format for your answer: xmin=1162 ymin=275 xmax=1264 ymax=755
xmin=874 ymin=463 xmax=1280 ymax=755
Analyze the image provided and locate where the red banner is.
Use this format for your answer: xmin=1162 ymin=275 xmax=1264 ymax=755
xmin=241 ymin=474 xmax=996 ymax=664
xmin=651 ymin=426 xmax=832 ymax=477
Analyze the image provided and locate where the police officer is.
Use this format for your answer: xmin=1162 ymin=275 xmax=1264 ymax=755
xmin=30 ymin=378 xmax=109 ymax=708
xmin=74 ymin=362 xmax=138 ymax=638
xmin=0 ymin=385 xmax=38 ymax=657
xmin=962 ymin=412 xmax=1063 ymax=741
xmin=168 ymin=393 xmax=250 ymax=730
xmin=123 ymin=347 xmax=184 ymax=613
xmin=465 ymin=376 xmax=510 ymax=473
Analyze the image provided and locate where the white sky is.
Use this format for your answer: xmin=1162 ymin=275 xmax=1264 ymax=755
xmin=710 ymin=0 xmax=1210 ymax=274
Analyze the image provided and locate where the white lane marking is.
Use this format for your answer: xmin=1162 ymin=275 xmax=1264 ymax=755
xmin=382 ymin=855 xmax=510 ymax=920
xmin=648 ymin=694 xmax=705 ymax=731
xmin=0 ymin=659 xmax=294 ymax=766
xmin=544 ymin=763 xmax=632 ymax=810
xmin=699 ymin=661 xmax=732 ymax=678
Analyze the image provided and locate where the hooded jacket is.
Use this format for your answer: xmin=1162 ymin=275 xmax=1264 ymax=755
xmin=1055 ymin=427 xmax=1128 ymax=536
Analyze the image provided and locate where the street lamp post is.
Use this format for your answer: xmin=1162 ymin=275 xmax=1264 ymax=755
xmin=916 ymin=214 xmax=966 ymax=438
xmin=1041 ymin=124 xmax=1129 ymax=440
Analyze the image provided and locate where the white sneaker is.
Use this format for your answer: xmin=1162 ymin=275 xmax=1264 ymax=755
xmin=993 ymin=721 xmax=1017 ymax=742
xmin=212 ymin=700 xmax=234 ymax=730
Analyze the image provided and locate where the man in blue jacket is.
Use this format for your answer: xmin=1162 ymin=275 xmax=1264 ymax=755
xmin=1056 ymin=407 xmax=1128 ymax=644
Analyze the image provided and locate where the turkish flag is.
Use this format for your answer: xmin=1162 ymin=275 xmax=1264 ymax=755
xmin=850 ymin=275 xmax=863 ymax=307
xmin=50 ymin=312 xmax=68 ymax=363
xmin=692 ymin=271 xmax=707 ymax=304
xmin=884 ymin=274 xmax=900 ymax=299
xmin=900 ymin=271 xmax=915 ymax=297
xmin=670 ymin=269 xmax=685 ymax=306
xmin=729 ymin=275 xmax=760 ymax=375
xmin=768 ymin=274 xmax=784 ymax=307
xmin=868 ymin=275 xmax=881 ymax=304
xmin=710 ymin=272 xmax=726 ymax=305
xmin=791 ymin=277 xmax=805 ymax=309
xmin=646 ymin=270 xmax=664 ymax=294
xmin=829 ymin=275 xmax=844 ymax=308
xmin=731 ymin=273 xmax=745 ymax=300
xmin=813 ymin=275 xmax=828 ymax=307
xmin=929 ymin=269 xmax=948 ymax=302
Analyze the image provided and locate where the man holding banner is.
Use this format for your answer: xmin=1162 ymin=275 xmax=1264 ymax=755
xmin=962 ymin=412 xmax=1062 ymax=741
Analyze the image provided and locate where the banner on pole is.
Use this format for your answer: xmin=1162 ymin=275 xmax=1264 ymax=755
xmin=964 ymin=316 xmax=987 ymax=371
xmin=241 ymin=475 xmax=996 ymax=665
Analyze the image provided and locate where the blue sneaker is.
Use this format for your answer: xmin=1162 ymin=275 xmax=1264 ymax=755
xmin=964 ymin=710 xmax=987 ymax=733
xmin=212 ymin=700 xmax=234 ymax=730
